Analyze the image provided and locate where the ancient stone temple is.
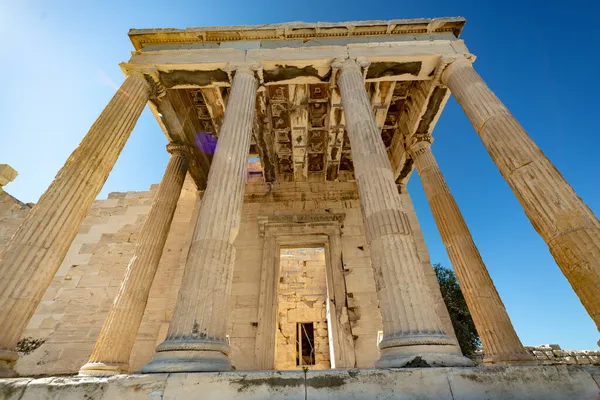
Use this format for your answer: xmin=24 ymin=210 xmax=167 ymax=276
xmin=1 ymin=17 xmax=599 ymax=399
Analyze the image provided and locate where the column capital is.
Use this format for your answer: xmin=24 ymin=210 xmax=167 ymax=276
xmin=0 ymin=165 xmax=17 ymax=189
xmin=439 ymin=55 xmax=476 ymax=85
xmin=334 ymin=58 xmax=370 ymax=86
xmin=330 ymin=59 xmax=347 ymax=87
xmin=331 ymin=58 xmax=349 ymax=69
xmin=332 ymin=58 xmax=369 ymax=70
xmin=224 ymin=63 xmax=262 ymax=83
xmin=407 ymin=133 xmax=434 ymax=153
xmin=166 ymin=142 xmax=191 ymax=157
xmin=120 ymin=65 xmax=165 ymax=101
xmin=143 ymin=72 xmax=167 ymax=102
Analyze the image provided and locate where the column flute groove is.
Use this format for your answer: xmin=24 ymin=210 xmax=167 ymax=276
xmin=337 ymin=59 xmax=472 ymax=368
xmin=142 ymin=67 xmax=257 ymax=373
xmin=0 ymin=73 xmax=151 ymax=378
xmin=443 ymin=59 xmax=600 ymax=332
xmin=408 ymin=133 xmax=534 ymax=364
xmin=79 ymin=143 xmax=190 ymax=376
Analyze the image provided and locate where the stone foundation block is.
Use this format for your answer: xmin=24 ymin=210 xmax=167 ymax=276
xmin=1 ymin=366 xmax=599 ymax=399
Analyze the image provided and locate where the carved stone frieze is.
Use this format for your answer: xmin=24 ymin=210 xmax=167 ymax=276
xmin=258 ymin=213 xmax=345 ymax=237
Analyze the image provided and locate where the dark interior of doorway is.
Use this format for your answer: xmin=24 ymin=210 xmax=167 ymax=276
xmin=296 ymin=322 xmax=315 ymax=366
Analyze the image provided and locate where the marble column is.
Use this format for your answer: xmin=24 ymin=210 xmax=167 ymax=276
xmin=337 ymin=59 xmax=472 ymax=368
xmin=142 ymin=66 xmax=257 ymax=373
xmin=396 ymin=184 xmax=461 ymax=350
xmin=443 ymin=59 xmax=600 ymax=331
xmin=408 ymin=133 xmax=534 ymax=364
xmin=0 ymin=73 xmax=151 ymax=378
xmin=79 ymin=143 xmax=190 ymax=376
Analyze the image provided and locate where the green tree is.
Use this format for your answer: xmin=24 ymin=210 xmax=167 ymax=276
xmin=434 ymin=263 xmax=481 ymax=359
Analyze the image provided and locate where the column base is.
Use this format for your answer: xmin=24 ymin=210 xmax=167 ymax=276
xmin=483 ymin=353 xmax=537 ymax=366
xmin=142 ymin=350 xmax=231 ymax=373
xmin=0 ymin=350 xmax=19 ymax=378
xmin=79 ymin=362 xmax=126 ymax=376
xmin=142 ymin=340 xmax=232 ymax=373
xmin=375 ymin=344 xmax=474 ymax=368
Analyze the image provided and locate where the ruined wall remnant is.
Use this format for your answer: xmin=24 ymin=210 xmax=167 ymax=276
xmin=12 ymin=177 xmax=198 ymax=375
xmin=10 ymin=180 xmax=386 ymax=374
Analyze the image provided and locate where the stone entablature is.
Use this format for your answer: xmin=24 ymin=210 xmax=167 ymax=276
xmin=128 ymin=18 xmax=466 ymax=50
xmin=123 ymin=19 xmax=471 ymax=188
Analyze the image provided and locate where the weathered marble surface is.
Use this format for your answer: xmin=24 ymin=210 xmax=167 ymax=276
xmin=408 ymin=136 xmax=532 ymax=365
xmin=0 ymin=165 xmax=17 ymax=188
xmin=1 ymin=366 xmax=599 ymax=400
xmin=337 ymin=59 xmax=466 ymax=368
xmin=443 ymin=59 xmax=600 ymax=333
xmin=0 ymin=74 xmax=151 ymax=378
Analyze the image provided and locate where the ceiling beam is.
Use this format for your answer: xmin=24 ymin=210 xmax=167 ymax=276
xmin=326 ymin=85 xmax=344 ymax=181
xmin=306 ymin=83 xmax=329 ymax=182
xmin=370 ymin=81 xmax=397 ymax=154
xmin=389 ymin=79 xmax=450 ymax=184
xmin=253 ymin=88 xmax=277 ymax=183
xmin=289 ymin=84 xmax=309 ymax=182
xmin=268 ymin=85 xmax=293 ymax=182
xmin=199 ymin=87 xmax=226 ymax=136
xmin=149 ymin=91 xmax=211 ymax=189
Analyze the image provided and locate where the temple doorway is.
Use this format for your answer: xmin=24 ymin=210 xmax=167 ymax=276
xmin=274 ymin=247 xmax=331 ymax=370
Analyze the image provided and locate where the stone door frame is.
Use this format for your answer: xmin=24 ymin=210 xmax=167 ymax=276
xmin=254 ymin=213 xmax=356 ymax=370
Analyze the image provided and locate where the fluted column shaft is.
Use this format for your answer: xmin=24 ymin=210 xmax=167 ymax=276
xmin=142 ymin=67 xmax=257 ymax=373
xmin=444 ymin=60 xmax=600 ymax=330
xmin=408 ymin=136 xmax=533 ymax=364
xmin=0 ymin=73 xmax=150 ymax=378
xmin=337 ymin=60 xmax=471 ymax=368
xmin=79 ymin=143 xmax=189 ymax=376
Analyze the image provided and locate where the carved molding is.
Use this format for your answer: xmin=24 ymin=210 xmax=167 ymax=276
xmin=129 ymin=18 xmax=466 ymax=50
xmin=258 ymin=213 xmax=345 ymax=237
xmin=254 ymin=212 xmax=356 ymax=370
xmin=409 ymin=132 xmax=434 ymax=149
xmin=166 ymin=142 xmax=190 ymax=157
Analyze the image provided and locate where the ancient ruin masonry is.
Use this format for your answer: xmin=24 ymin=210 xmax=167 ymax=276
xmin=0 ymin=16 xmax=599 ymax=399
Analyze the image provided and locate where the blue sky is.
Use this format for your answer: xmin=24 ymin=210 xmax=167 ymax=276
xmin=1 ymin=0 xmax=599 ymax=349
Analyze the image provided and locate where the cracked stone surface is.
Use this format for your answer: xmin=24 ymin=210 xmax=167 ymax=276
xmin=1 ymin=367 xmax=599 ymax=399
